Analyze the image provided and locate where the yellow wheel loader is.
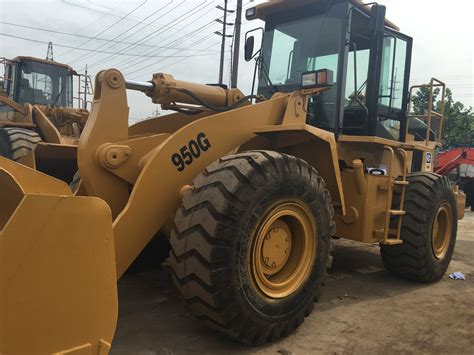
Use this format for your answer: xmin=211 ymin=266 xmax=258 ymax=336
xmin=0 ymin=0 xmax=466 ymax=353
xmin=0 ymin=57 xmax=88 ymax=162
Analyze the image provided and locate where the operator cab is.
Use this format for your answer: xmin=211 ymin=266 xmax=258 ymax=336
xmin=246 ymin=0 xmax=412 ymax=142
xmin=1 ymin=57 xmax=75 ymax=109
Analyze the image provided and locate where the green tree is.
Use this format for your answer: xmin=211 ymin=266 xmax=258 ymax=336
xmin=411 ymin=87 xmax=474 ymax=147
xmin=411 ymin=86 xmax=440 ymax=115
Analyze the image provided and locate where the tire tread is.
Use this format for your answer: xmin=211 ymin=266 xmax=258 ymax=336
xmin=381 ymin=173 xmax=457 ymax=283
xmin=170 ymin=151 xmax=334 ymax=344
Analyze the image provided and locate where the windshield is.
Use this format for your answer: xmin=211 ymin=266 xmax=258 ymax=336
xmin=17 ymin=60 xmax=73 ymax=107
xmin=258 ymin=2 xmax=346 ymax=131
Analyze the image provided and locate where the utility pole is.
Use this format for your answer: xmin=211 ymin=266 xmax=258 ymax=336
xmin=231 ymin=0 xmax=243 ymax=88
xmin=215 ymin=1 xmax=234 ymax=85
xmin=76 ymin=65 xmax=93 ymax=110
xmin=46 ymin=42 xmax=54 ymax=61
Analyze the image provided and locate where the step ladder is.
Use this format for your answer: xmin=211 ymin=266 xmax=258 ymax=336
xmin=375 ymin=146 xmax=409 ymax=245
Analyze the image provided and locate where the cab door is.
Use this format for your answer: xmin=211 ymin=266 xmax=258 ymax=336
xmin=374 ymin=30 xmax=413 ymax=141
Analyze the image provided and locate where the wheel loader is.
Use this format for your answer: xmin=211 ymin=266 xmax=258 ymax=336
xmin=0 ymin=56 xmax=88 ymax=163
xmin=0 ymin=0 xmax=466 ymax=353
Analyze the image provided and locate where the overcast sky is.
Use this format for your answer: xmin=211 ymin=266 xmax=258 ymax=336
xmin=1 ymin=0 xmax=473 ymax=121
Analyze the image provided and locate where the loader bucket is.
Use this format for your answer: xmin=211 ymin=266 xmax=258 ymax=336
xmin=0 ymin=157 xmax=118 ymax=355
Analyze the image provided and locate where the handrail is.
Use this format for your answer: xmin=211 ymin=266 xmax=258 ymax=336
xmin=407 ymin=78 xmax=446 ymax=146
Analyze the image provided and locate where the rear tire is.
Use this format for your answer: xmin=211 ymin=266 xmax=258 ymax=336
xmin=170 ymin=151 xmax=335 ymax=344
xmin=381 ymin=173 xmax=457 ymax=283
xmin=0 ymin=127 xmax=42 ymax=161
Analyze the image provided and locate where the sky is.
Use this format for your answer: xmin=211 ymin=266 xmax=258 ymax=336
xmin=0 ymin=0 xmax=473 ymax=121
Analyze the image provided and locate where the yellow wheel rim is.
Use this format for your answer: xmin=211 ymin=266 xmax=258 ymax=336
xmin=431 ymin=202 xmax=453 ymax=260
xmin=251 ymin=202 xmax=316 ymax=299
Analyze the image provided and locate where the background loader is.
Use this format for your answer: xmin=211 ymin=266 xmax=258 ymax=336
xmin=0 ymin=0 xmax=466 ymax=354
xmin=0 ymin=56 xmax=89 ymax=162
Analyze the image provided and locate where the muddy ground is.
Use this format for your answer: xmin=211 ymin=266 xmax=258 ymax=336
xmin=112 ymin=211 xmax=474 ymax=354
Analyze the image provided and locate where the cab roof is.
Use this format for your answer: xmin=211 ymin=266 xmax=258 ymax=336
xmin=253 ymin=0 xmax=400 ymax=32
xmin=12 ymin=56 xmax=76 ymax=73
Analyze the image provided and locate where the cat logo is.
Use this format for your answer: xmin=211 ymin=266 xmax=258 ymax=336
xmin=425 ymin=152 xmax=433 ymax=171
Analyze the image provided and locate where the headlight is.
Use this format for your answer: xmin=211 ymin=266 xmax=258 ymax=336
xmin=301 ymin=69 xmax=334 ymax=89
xmin=246 ymin=7 xmax=257 ymax=20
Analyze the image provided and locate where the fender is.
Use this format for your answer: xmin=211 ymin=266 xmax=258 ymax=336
xmin=251 ymin=124 xmax=346 ymax=216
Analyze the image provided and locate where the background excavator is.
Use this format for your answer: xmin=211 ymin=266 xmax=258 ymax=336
xmin=0 ymin=0 xmax=466 ymax=354
xmin=436 ymin=147 xmax=474 ymax=210
xmin=0 ymin=56 xmax=89 ymax=162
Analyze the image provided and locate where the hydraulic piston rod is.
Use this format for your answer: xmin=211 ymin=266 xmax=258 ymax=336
xmin=125 ymin=73 xmax=244 ymax=109
xmin=125 ymin=80 xmax=154 ymax=93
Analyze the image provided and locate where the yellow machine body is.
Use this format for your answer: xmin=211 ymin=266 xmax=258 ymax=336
xmin=0 ymin=67 xmax=463 ymax=353
xmin=0 ymin=0 xmax=465 ymax=353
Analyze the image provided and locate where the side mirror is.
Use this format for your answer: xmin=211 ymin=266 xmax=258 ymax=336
xmin=245 ymin=36 xmax=255 ymax=62
xmin=369 ymin=4 xmax=386 ymax=35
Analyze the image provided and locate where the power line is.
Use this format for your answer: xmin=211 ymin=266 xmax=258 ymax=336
xmin=0 ymin=21 xmax=218 ymax=52
xmin=107 ymin=2 xmax=218 ymax=72
xmin=85 ymin=0 xmax=131 ymax=17
xmin=51 ymin=0 xmax=131 ymax=43
xmin=124 ymin=38 xmax=225 ymax=78
xmin=0 ymin=33 xmax=219 ymax=58
xmin=77 ymin=1 xmax=190 ymax=70
xmin=118 ymin=20 xmax=218 ymax=73
xmin=153 ymin=14 xmax=221 ymax=51
xmin=70 ymin=3 xmax=171 ymax=61
xmin=71 ymin=1 xmax=210 ymax=66
xmin=122 ymin=32 xmax=217 ymax=75
xmin=116 ymin=4 xmax=231 ymax=75
xmin=161 ymin=42 xmax=226 ymax=72
xmin=60 ymin=0 xmax=140 ymax=20
xmin=58 ymin=0 xmax=182 ymax=39
xmin=69 ymin=1 xmax=175 ymax=64
xmin=83 ymin=0 xmax=211 ymax=71
xmin=123 ymin=32 xmax=222 ymax=77
xmin=111 ymin=1 xmax=214 ymax=68
xmin=56 ymin=0 xmax=148 ymax=58
xmin=119 ymin=19 xmax=225 ymax=76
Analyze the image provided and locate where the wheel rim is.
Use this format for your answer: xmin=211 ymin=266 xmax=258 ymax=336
xmin=431 ymin=202 xmax=453 ymax=260
xmin=251 ymin=202 xmax=316 ymax=299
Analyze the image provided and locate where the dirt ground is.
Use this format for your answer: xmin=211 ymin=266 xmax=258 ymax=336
xmin=112 ymin=211 xmax=474 ymax=354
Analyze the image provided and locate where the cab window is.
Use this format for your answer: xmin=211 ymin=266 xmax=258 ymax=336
xmin=376 ymin=35 xmax=409 ymax=141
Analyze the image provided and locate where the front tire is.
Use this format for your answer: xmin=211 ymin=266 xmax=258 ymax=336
xmin=170 ymin=151 xmax=335 ymax=344
xmin=381 ymin=173 xmax=457 ymax=283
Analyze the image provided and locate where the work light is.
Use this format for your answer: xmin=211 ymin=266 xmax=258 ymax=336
xmin=246 ymin=7 xmax=257 ymax=20
xmin=301 ymin=69 xmax=334 ymax=89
